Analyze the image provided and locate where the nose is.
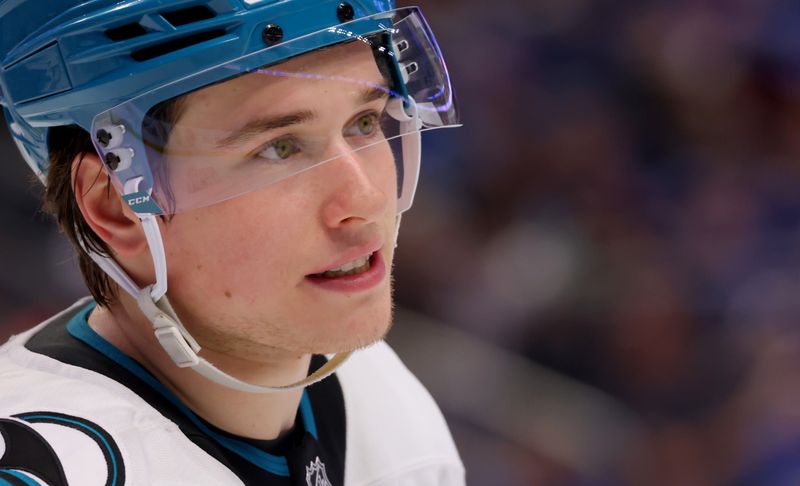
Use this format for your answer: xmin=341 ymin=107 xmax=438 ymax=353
xmin=318 ymin=139 xmax=391 ymax=229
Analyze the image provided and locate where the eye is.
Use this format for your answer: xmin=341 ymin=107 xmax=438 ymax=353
xmin=345 ymin=112 xmax=380 ymax=138
xmin=256 ymin=137 xmax=300 ymax=162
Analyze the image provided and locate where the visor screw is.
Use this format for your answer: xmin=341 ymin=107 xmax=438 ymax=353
xmin=337 ymin=2 xmax=355 ymax=22
xmin=262 ymin=24 xmax=284 ymax=45
xmin=105 ymin=152 xmax=121 ymax=171
xmin=96 ymin=129 xmax=112 ymax=147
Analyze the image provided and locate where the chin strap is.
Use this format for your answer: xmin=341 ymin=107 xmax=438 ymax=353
xmin=79 ymin=214 xmax=352 ymax=393
xmin=136 ymin=287 xmax=353 ymax=392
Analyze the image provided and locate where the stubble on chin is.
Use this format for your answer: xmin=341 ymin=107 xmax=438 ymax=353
xmin=187 ymin=282 xmax=396 ymax=361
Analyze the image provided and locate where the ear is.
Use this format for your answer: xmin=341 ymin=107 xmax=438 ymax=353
xmin=71 ymin=152 xmax=148 ymax=257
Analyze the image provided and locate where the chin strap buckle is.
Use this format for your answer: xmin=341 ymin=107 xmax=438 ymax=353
xmin=139 ymin=287 xmax=202 ymax=369
xmin=154 ymin=317 xmax=200 ymax=368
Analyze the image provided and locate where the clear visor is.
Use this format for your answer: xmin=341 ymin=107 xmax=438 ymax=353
xmin=91 ymin=7 xmax=459 ymax=215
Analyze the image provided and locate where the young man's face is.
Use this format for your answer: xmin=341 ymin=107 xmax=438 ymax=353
xmin=155 ymin=40 xmax=399 ymax=359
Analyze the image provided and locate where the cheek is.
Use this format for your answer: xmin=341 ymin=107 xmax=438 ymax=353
xmin=163 ymin=195 xmax=313 ymax=301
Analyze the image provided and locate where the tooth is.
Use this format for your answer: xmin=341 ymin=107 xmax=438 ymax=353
xmin=329 ymin=256 xmax=369 ymax=273
xmin=317 ymin=254 xmax=372 ymax=278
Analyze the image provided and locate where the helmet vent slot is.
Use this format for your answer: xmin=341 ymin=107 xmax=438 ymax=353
xmin=131 ymin=29 xmax=226 ymax=62
xmin=106 ymin=23 xmax=149 ymax=42
xmin=161 ymin=6 xmax=217 ymax=27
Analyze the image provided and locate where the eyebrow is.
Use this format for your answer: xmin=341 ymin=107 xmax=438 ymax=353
xmin=214 ymin=82 xmax=392 ymax=149
xmin=360 ymin=83 xmax=392 ymax=103
xmin=215 ymin=111 xmax=314 ymax=148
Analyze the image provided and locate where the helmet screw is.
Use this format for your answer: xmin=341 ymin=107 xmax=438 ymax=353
xmin=105 ymin=152 xmax=121 ymax=171
xmin=337 ymin=2 xmax=355 ymax=22
xmin=262 ymin=24 xmax=284 ymax=45
xmin=96 ymin=129 xmax=112 ymax=147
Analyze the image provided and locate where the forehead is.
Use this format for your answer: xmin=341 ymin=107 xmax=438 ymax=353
xmin=182 ymin=39 xmax=383 ymax=113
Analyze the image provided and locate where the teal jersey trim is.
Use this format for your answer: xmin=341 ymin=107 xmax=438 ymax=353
xmin=66 ymin=303 xmax=318 ymax=477
xmin=299 ymin=386 xmax=318 ymax=439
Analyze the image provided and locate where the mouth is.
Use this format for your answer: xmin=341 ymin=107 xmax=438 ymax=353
xmin=306 ymin=251 xmax=386 ymax=292
xmin=310 ymin=252 xmax=374 ymax=279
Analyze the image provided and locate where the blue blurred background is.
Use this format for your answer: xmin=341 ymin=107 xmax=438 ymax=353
xmin=5 ymin=0 xmax=800 ymax=484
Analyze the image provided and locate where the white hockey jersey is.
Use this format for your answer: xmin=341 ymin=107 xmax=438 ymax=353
xmin=0 ymin=298 xmax=464 ymax=486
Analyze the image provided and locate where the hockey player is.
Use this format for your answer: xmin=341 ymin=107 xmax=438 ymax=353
xmin=0 ymin=1 xmax=463 ymax=484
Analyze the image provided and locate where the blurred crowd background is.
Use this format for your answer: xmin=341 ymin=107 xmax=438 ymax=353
xmin=4 ymin=0 xmax=800 ymax=484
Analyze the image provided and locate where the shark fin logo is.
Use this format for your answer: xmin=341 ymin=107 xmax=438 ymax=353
xmin=305 ymin=456 xmax=332 ymax=486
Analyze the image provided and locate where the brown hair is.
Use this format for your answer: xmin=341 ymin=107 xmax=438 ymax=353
xmin=44 ymin=125 xmax=118 ymax=306
xmin=43 ymin=98 xmax=184 ymax=306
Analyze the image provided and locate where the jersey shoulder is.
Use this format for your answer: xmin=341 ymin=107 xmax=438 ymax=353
xmin=337 ymin=340 xmax=465 ymax=486
xmin=0 ymin=302 xmax=241 ymax=486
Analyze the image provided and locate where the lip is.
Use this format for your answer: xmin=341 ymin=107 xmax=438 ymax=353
xmin=306 ymin=251 xmax=387 ymax=293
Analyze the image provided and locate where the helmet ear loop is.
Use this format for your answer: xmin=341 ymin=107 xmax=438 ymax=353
xmin=140 ymin=214 xmax=168 ymax=301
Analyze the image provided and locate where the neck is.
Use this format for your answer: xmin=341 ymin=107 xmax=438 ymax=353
xmin=87 ymin=295 xmax=309 ymax=440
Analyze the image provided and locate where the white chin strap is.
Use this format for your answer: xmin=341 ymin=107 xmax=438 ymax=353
xmin=81 ymin=215 xmax=351 ymax=393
